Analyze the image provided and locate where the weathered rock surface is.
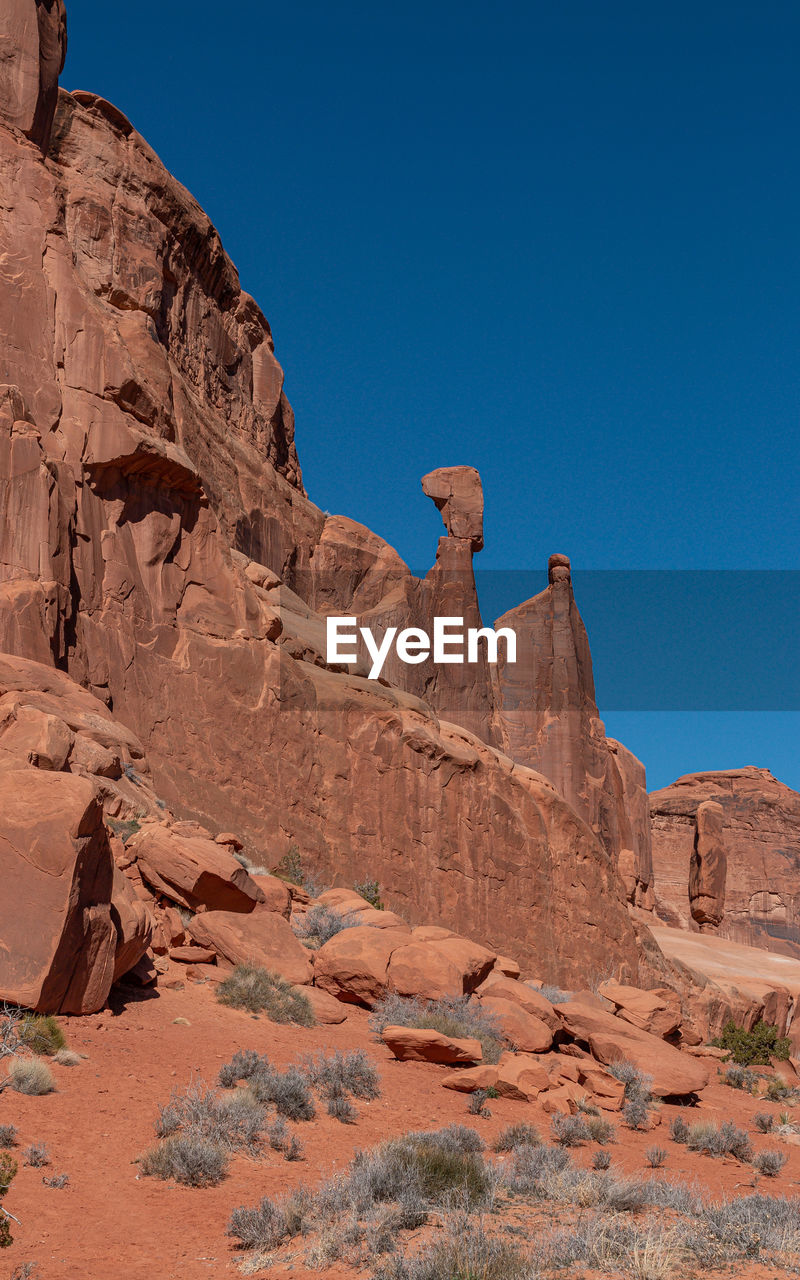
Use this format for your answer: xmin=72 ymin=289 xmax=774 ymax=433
xmin=493 ymin=556 xmax=654 ymax=909
xmin=128 ymin=825 xmax=264 ymax=914
xmin=0 ymin=769 xmax=117 ymax=1013
xmin=474 ymin=995 xmax=553 ymax=1052
xmin=187 ymin=907 xmax=312 ymax=986
xmin=0 ymin=0 xmax=657 ymax=1003
xmin=690 ymin=800 xmax=727 ymax=929
xmin=554 ymin=997 xmax=710 ymax=1097
xmin=651 ymin=769 xmax=800 ymax=956
xmin=597 ymin=979 xmax=681 ymax=1039
xmin=381 ymin=1026 xmax=482 ymax=1064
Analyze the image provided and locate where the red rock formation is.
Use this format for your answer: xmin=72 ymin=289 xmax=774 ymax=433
xmin=651 ymin=768 xmax=800 ymax=957
xmin=0 ymin=0 xmax=650 ymax=999
xmin=689 ymin=800 xmax=727 ymax=930
xmin=493 ymin=556 xmax=654 ymax=908
xmin=0 ymin=0 xmax=67 ymax=152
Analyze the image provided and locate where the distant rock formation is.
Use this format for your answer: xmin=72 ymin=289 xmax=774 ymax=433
xmin=651 ymin=768 xmax=800 ymax=957
xmin=0 ymin=0 xmax=67 ymax=151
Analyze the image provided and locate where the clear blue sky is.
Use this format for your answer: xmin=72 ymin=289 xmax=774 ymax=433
xmin=64 ymin=2 xmax=799 ymax=791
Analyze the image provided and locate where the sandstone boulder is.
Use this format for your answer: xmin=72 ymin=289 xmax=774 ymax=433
xmin=110 ymin=863 xmax=153 ymax=982
xmin=476 ymin=973 xmax=559 ymax=1030
xmin=476 ymin=995 xmax=552 ymax=1052
xmin=494 ymin=1051 xmax=549 ymax=1100
xmin=312 ymin=926 xmax=410 ymax=1005
xmin=554 ymin=998 xmax=709 ymax=1097
xmin=597 ymin=980 xmax=681 ymax=1039
xmin=302 ymin=985 xmax=347 ymax=1024
xmin=0 ymin=769 xmax=117 ymax=1013
xmin=251 ymin=873 xmax=292 ymax=919
xmin=187 ymin=905 xmax=312 ymax=986
xmin=441 ymin=1065 xmax=500 ymax=1093
xmin=382 ymin=1026 xmax=482 ymax=1064
xmin=130 ymin=826 xmax=265 ymax=914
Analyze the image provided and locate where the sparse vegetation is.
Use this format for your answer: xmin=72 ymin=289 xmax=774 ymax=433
xmin=722 ymin=1063 xmax=760 ymax=1091
xmin=623 ymin=1094 xmax=650 ymax=1130
xmin=551 ymin=1114 xmax=590 ymax=1147
xmin=23 ymin=1144 xmax=49 ymax=1168
xmin=0 ymin=1126 xmax=17 ymax=1149
xmin=670 ymin=1115 xmax=689 ymax=1143
xmin=141 ymin=1134 xmax=229 ymax=1187
xmin=303 ymin=1049 xmax=381 ymax=1102
xmin=0 ymin=1152 xmax=18 ymax=1248
xmin=7 ymin=1057 xmax=55 ymax=1095
xmin=467 ymin=1089 xmax=494 ymax=1117
xmin=712 ymin=1019 xmax=791 ymax=1066
xmin=369 ymin=993 xmax=505 ymax=1064
xmin=42 ymin=1172 xmax=69 ymax=1189
xmin=753 ymin=1149 xmax=788 ymax=1178
xmin=216 ymin=965 xmax=315 ymax=1025
xmin=53 ymin=1048 xmax=81 ymax=1067
xmin=592 ymin=1149 xmax=611 ymax=1170
xmin=353 ymin=879 xmax=384 ymax=910
xmin=754 ymin=1111 xmax=775 ymax=1133
xmin=645 ymin=1145 xmax=667 ymax=1168
xmin=687 ymin=1120 xmax=753 ymax=1162
xmin=106 ymin=817 xmax=141 ymax=845
xmin=18 ymin=1015 xmax=65 ymax=1057
xmin=293 ymin=904 xmax=359 ymax=948
xmin=327 ymin=1096 xmax=357 ymax=1124
xmin=272 ymin=843 xmax=304 ymax=885
xmin=248 ymin=1065 xmax=316 ymax=1121
xmin=527 ymin=982 xmax=572 ymax=1003
xmin=492 ymin=1123 xmax=541 ymax=1152
xmin=765 ymin=1076 xmax=794 ymax=1102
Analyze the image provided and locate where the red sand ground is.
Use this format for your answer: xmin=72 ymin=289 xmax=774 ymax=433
xmin=4 ymin=971 xmax=800 ymax=1279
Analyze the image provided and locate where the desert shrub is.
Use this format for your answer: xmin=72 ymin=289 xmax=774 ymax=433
xmin=154 ymin=1082 xmax=265 ymax=1153
xmin=249 ymin=1065 xmax=316 ymax=1121
xmin=414 ymin=1125 xmax=485 ymax=1154
xmin=712 ymin=1019 xmax=791 ymax=1066
xmin=42 ymin=1172 xmax=69 ymax=1189
xmin=267 ymin=1117 xmax=288 ymax=1150
xmin=623 ymin=1094 xmax=650 ymax=1130
xmin=377 ymin=1218 xmax=530 ymax=1280
xmin=0 ymin=1152 xmax=18 ymax=1248
xmin=53 ymin=1049 xmax=81 ymax=1067
xmin=586 ymin=1115 xmax=616 ymax=1145
xmin=645 ymin=1145 xmax=667 ymax=1168
xmin=535 ymin=1212 xmax=681 ymax=1275
xmin=506 ymin=1142 xmax=572 ymax=1195
xmin=18 ymin=1016 xmax=65 ymax=1058
xmin=141 ymin=1134 xmax=228 ymax=1186
xmin=327 ymin=1096 xmax=357 ymax=1124
xmin=551 ymin=1114 xmax=590 ymax=1147
xmin=283 ymin=1134 xmax=304 ymax=1161
xmin=754 ymin=1149 xmax=788 ymax=1178
xmin=592 ymin=1149 xmax=611 ymax=1170
xmin=723 ymin=1063 xmax=760 ymax=1091
xmin=353 ymin=879 xmax=384 ymax=910
xmin=528 ymin=982 xmax=571 ymax=1003
xmin=0 ymin=1126 xmax=17 ymax=1149
xmin=23 ymin=1144 xmax=49 ymax=1168
xmin=754 ymin=1111 xmax=775 ymax=1133
xmin=303 ymin=1049 xmax=381 ymax=1101
xmin=216 ymin=965 xmax=315 ymax=1026
xmin=272 ymin=843 xmax=304 ymax=885
xmin=218 ymin=1049 xmax=269 ymax=1088
xmin=369 ymin=992 xmax=505 ymax=1064
xmin=765 ymin=1077 xmax=793 ymax=1102
xmin=687 ymin=1119 xmax=753 ymax=1162
xmin=229 ymin=1195 xmax=297 ymax=1251
xmin=106 ymin=817 xmax=141 ymax=845
xmin=493 ymin=1123 xmax=541 ymax=1152
xmin=7 ymin=1058 xmax=54 ymax=1095
xmin=609 ymin=1058 xmax=652 ymax=1100
xmin=670 ymin=1114 xmax=689 ymax=1144
xmin=692 ymin=1193 xmax=800 ymax=1260
xmin=467 ymin=1089 xmax=493 ymax=1117
xmin=293 ymin=905 xmax=358 ymax=948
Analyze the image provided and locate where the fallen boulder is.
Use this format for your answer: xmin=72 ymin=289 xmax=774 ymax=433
xmin=130 ymin=825 xmax=265 ymax=913
xmin=187 ymin=905 xmax=312 ymax=985
xmin=382 ymin=1026 xmax=482 ymax=1064
xmin=598 ymin=979 xmax=681 ymax=1039
xmin=554 ymin=998 xmax=709 ymax=1097
xmin=0 ymin=769 xmax=117 ymax=1013
xmin=313 ymin=926 xmax=410 ymax=1005
xmin=476 ymin=974 xmax=559 ymax=1030
xmin=476 ymin=995 xmax=553 ymax=1052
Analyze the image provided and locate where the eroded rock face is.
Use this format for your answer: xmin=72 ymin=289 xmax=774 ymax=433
xmin=0 ymin=1 xmax=648 ymax=998
xmin=0 ymin=0 xmax=67 ymax=151
xmin=651 ymin=769 xmax=800 ymax=956
xmin=493 ymin=557 xmax=654 ymax=908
